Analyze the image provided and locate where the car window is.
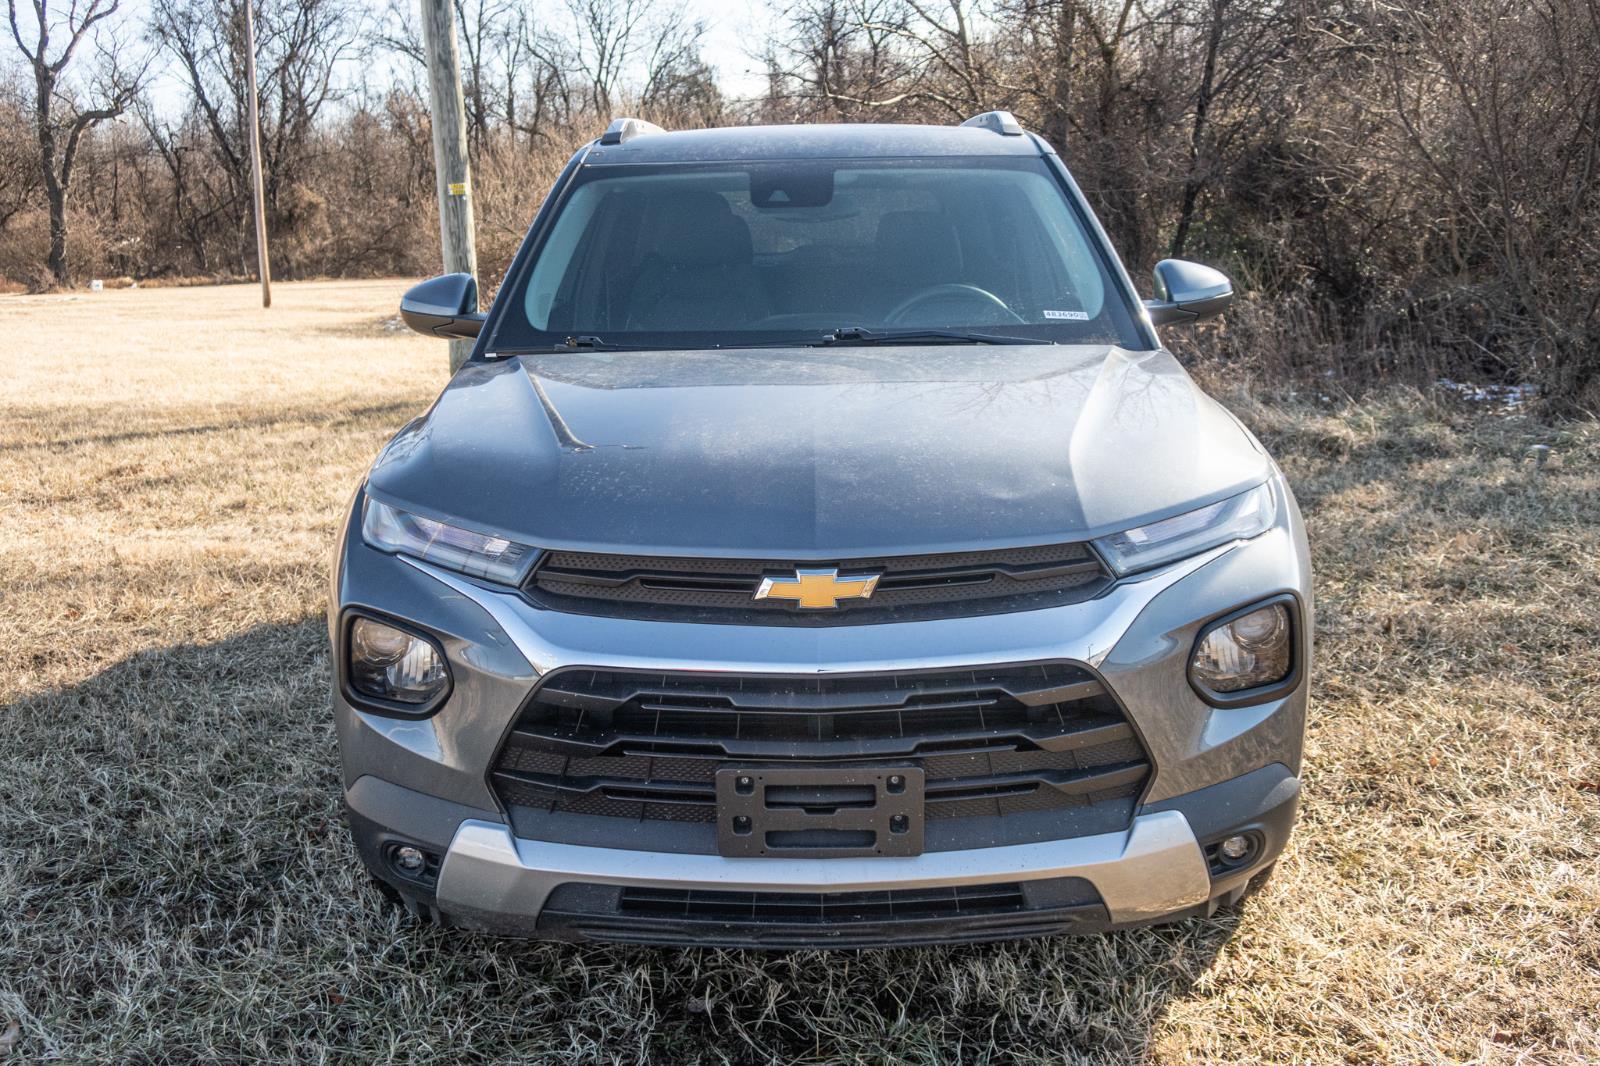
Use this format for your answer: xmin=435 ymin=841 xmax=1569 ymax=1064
xmin=504 ymin=157 xmax=1142 ymax=349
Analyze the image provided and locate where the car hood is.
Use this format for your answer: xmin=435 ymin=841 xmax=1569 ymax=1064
xmin=366 ymin=345 xmax=1271 ymax=557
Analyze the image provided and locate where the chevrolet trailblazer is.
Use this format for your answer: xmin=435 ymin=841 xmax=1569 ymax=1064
xmin=329 ymin=112 xmax=1311 ymax=947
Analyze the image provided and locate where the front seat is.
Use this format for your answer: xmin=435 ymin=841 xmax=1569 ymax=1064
xmin=626 ymin=191 xmax=770 ymax=331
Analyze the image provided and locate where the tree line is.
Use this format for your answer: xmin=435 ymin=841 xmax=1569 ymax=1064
xmin=3 ymin=0 xmax=1597 ymax=408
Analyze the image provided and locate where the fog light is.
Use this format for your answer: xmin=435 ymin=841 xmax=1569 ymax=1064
xmin=393 ymin=845 xmax=426 ymax=873
xmin=348 ymin=617 xmax=448 ymax=706
xmin=1219 ymin=834 xmax=1252 ymax=861
xmin=1191 ymin=602 xmax=1293 ymax=694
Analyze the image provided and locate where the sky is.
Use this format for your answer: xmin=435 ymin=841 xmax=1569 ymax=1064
xmin=688 ymin=0 xmax=777 ymax=98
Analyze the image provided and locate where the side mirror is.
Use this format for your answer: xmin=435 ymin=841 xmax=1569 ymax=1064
xmin=400 ymin=273 xmax=486 ymax=339
xmin=1143 ymin=259 xmax=1233 ymax=326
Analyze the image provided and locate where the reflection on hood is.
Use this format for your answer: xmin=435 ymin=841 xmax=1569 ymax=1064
xmin=368 ymin=345 xmax=1269 ymax=557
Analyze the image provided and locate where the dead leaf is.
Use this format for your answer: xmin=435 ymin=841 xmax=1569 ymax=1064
xmin=0 ymin=1020 xmax=21 ymax=1056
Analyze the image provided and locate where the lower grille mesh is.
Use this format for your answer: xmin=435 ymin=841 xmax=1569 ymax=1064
xmin=535 ymin=877 xmax=1112 ymax=946
xmin=619 ymin=883 xmax=1026 ymax=922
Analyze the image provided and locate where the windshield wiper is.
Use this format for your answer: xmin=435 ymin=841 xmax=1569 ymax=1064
xmin=817 ymin=327 xmax=1049 ymax=346
xmin=561 ymin=335 xmax=658 ymax=351
xmin=491 ymin=336 xmax=668 ymax=354
xmin=492 ymin=328 xmax=1050 ymax=355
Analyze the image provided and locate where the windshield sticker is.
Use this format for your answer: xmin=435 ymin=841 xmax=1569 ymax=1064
xmin=1044 ymin=309 xmax=1090 ymax=320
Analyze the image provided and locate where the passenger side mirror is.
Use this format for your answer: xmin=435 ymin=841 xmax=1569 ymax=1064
xmin=400 ymin=273 xmax=486 ymax=339
xmin=1143 ymin=259 xmax=1233 ymax=326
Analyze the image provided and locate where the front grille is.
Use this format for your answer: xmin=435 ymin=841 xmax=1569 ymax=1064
xmin=489 ymin=664 xmax=1151 ymax=845
xmin=524 ymin=543 xmax=1112 ymax=624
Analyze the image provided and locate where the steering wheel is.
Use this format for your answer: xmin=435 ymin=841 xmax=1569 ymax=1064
xmin=884 ymin=283 xmax=1026 ymax=326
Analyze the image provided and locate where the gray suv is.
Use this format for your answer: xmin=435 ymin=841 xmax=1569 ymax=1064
xmin=329 ymin=113 xmax=1311 ymax=947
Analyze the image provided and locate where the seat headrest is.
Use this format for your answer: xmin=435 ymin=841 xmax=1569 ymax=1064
xmin=650 ymin=191 xmax=753 ymax=268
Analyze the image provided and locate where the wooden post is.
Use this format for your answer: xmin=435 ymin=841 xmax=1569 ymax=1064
xmin=419 ymin=0 xmax=479 ymax=371
xmin=243 ymin=0 xmax=271 ymax=308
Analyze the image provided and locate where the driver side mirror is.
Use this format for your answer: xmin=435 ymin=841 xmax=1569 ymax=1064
xmin=1143 ymin=259 xmax=1233 ymax=326
xmin=400 ymin=273 xmax=486 ymax=339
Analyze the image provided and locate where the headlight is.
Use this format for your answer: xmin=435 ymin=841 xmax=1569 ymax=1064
xmin=347 ymin=617 xmax=449 ymax=707
xmin=361 ymin=496 xmax=536 ymax=583
xmin=1094 ymin=481 xmax=1277 ymax=576
xmin=1190 ymin=600 xmax=1294 ymax=695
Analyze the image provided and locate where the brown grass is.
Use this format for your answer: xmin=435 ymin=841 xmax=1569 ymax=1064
xmin=1 ymin=281 xmax=1597 ymax=1063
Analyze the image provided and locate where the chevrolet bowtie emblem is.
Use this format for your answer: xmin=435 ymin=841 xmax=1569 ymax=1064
xmin=754 ymin=567 xmax=882 ymax=609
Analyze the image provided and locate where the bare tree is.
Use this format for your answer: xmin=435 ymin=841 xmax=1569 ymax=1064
xmin=149 ymin=0 xmax=365 ymax=274
xmin=0 ymin=72 xmax=43 ymax=231
xmin=380 ymin=0 xmax=516 ymax=156
xmin=507 ymin=13 xmax=578 ymax=144
xmin=640 ymin=14 xmax=721 ymax=124
xmin=867 ymin=0 xmax=996 ymax=118
xmin=6 ymin=0 xmax=143 ymax=284
xmin=564 ymin=0 xmax=649 ymax=116
xmin=1165 ymin=0 xmax=1296 ymax=257
xmin=0 ymin=0 xmax=1592 ymax=410
xmin=763 ymin=0 xmax=922 ymax=121
xmin=379 ymin=0 xmax=585 ymax=152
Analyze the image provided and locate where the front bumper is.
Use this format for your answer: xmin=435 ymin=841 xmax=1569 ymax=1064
xmin=449 ymin=811 xmax=1206 ymax=936
xmin=331 ymin=484 xmax=1312 ymax=946
xmin=444 ymin=809 xmax=1203 ymax=934
xmin=347 ymin=762 xmax=1299 ymax=945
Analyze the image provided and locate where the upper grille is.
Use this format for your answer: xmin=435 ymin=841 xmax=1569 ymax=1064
xmin=524 ymin=543 xmax=1112 ymax=624
xmin=489 ymin=663 xmax=1151 ymax=846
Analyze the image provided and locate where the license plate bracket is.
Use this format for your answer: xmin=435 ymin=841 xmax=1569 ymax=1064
xmin=715 ymin=766 xmax=925 ymax=858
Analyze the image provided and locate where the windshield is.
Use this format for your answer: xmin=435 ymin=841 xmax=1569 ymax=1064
xmin=492 ymin=156 xmax=1146 ymax=350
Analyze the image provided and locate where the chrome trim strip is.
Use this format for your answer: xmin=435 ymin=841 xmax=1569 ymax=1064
xmin=435 ymin=810 xmax=1212 ymax=927
xmin=400 ymin=546 xmax=1226 ymax=678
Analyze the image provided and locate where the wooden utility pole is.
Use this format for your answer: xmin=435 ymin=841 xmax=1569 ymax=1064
xmin=242 ymin=0 xmax=271 ymax=308
xmin=419 ymin=0 xmax=478 ymax=371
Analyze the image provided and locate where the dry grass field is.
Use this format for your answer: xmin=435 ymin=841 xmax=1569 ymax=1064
xmin=1 ymin=280 xmax=1597 ymax=1063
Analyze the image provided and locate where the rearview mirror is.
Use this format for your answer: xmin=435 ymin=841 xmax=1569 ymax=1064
xmin=400 ymin=273 xmax=486 ymax=339
xmin=1143 ymin=259 xmax=1233 ymax=326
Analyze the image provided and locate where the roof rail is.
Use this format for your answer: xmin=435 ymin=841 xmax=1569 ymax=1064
xmin=599 ymin=117 xmax=666 ymax=145
xmin=959 ymin=110 xmax=1024 ymax=137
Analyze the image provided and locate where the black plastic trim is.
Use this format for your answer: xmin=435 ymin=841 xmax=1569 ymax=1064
xmin=1144 ymin=762 xmax=1300 ymax=887
xmin=337 ymin=607 xmax=455 ymax=718
xmin=521 ymin=581 xmax=1118 ymax=627
xmin=1185 ymin=592 xmax=1306 ymax=709
xmin=534 ymin=877 xmax=1114 ymax=948
xmin=714 ymin=765 xmax=925 ymax=858
xmin=487 ymin=659 xmax=1156 ymax=848
xmin=522 ymin=542 xmax=1112 ymax=626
